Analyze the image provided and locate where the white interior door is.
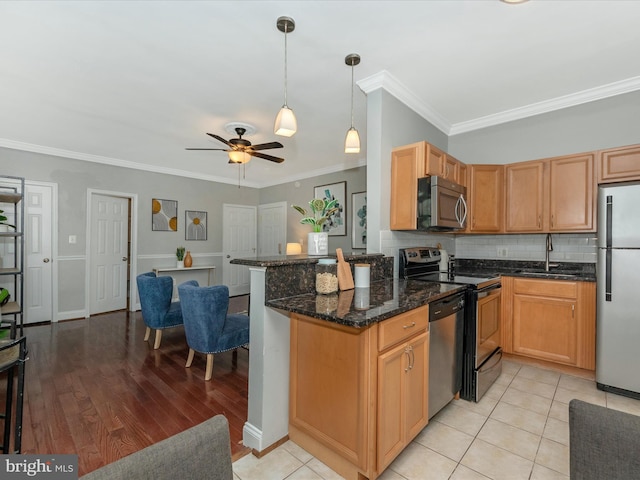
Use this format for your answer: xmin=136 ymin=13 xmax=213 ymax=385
xmin=258 ymin=201 xmax=287 ymax=255
xmin=223 ymin=204 xmax=256 ymax=296
xmin=90 ymin=194 xmax=129 ymax=315
xmin=24 ymin=183 xmax=54 ymax=323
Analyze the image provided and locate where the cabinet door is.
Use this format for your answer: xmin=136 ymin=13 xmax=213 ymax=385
xmin=505 ymin=161 xmax=545 ymax=232
xmin=599 ymin=144 xmax=640 ymax=183
xmin=424 ymin=144 xmax=446 ymax=177
xmin=391 ymin=142 xmax=424 ymax=230
xmin=442 ymin=154 xmax=460 ymax=181
xmin=377 ymin=331 xmax=429 ymax=472
xmin=458 ymin=163 xmax=468 ymax=189
xmin=549 ymin=154 xmax=595 ymax=231
xmin=405 ymin=331 xmax=429 ymax=440
xmin=377 ymin=342 xmax=408 ymax=471
xmin=468 ymin=165 xmax=504 ymax=232
xmin=513 ymin=293 xmax=577 ymax=365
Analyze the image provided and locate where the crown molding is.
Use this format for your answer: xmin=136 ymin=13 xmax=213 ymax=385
xmin=0 ymin=138 xmax=262 ymax=188
xmin=358 ymin=70 xmax=452 ymax=134
xmin=449 ymin=75 xmax=640 ymax=135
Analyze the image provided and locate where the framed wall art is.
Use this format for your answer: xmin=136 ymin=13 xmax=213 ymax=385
xmin=185 ymin=210 xmax=207 ymax=240
xmin=152 ymin=198 xmax=178 ymax=231
xmin=314 ymin=181 xmax=346 ymax=236
xmin=351 ymin=191 xmax=367 ymax=249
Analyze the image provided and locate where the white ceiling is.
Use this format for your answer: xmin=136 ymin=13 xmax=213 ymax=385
xmin=2 ymin=1 xmax=640 ymax=188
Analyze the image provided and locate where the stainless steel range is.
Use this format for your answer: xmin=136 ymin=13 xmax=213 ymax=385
xmin=400 ymin=247 xmax=502 ymax=402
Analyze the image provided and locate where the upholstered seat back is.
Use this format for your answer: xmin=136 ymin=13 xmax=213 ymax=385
xmin=136 ymin=272 xmax=184 ymax=329
xmin=178 ymin=283 xmax=249 ymax=354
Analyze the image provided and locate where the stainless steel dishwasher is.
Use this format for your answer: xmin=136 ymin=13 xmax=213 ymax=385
xmin=428 ymin=291 xmax=465 ymax=419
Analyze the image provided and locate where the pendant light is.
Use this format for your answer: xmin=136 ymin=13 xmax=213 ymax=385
xmin=344 ymin=53 xmax=361 ymax=153
xmin=274 ymin=16 xmax=297 ymax=137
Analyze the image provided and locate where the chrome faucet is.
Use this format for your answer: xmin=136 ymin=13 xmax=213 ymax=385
xmin=545 ymin=233 xmax=553 ymax=271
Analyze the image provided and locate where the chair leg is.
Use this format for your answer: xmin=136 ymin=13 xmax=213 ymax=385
xmin=144 ymin=327 xmax=151 ymax=342
xmin=205 ymin=354 xmax=214 ymax=381
xmin=153 ymin=330 xmax=162 ymax=349
xmin=186 ymin=348 xmax=195 ymax=368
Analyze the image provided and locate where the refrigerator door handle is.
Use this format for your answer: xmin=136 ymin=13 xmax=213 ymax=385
xmin=606 ymin=195 xmax=613 ymax=248
xmin=605 ymin=248 xmax=612 ymax=301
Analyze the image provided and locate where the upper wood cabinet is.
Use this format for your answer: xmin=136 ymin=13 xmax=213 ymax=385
xmin=505 ymin=161 xmax=545 ymax=232
xmin=391 ymin=142 xmax=466 ymax=230
xmin=505 ymin=153 xmax=595 ymax=232
xmin=599 ymin=144 xmax=640 ymax=184
xmin=549 ymin=153 xmax=595 ymax=231
xmin=468 ymin=165 xmax=504 ymax=233
xmin=390 ymin=142 xmax=423 ymax=230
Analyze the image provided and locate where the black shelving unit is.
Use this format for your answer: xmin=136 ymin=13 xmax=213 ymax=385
xmin=0 ymin=175 xmax=24 ymax=338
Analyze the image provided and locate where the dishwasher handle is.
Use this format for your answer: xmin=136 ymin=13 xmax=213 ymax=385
xmin=430 ymin=293 xmax=465 ymax=321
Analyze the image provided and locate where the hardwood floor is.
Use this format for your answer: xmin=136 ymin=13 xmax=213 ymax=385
xmin=7 ymin=304 xmax=250 ymax=476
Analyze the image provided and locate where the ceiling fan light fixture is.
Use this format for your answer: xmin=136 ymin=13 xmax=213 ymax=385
xmin=274 ymin=105 xmax=297 ymax=137
xmin=344 ymin=53 xmax=361 ymax=154
xmin=228 ymin=150 xmax=252 ymax=164
xmin=345 ymin=127 xmax=361 ymax=154
xmin=274 ymin=16 xmax=297 ymax=137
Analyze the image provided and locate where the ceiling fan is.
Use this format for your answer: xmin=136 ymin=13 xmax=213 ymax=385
xmin=186 ymin=126 xmax=285 ymax=164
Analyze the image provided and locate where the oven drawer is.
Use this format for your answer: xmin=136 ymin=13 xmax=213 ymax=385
xmin=378 ymin=305 xmax=429 ymax=351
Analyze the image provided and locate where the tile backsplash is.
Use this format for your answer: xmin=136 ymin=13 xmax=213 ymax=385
xmin=379 ymin=230 xmax=597 ymax=276
xmin=455 ymin=233 xmax=597 ymax=263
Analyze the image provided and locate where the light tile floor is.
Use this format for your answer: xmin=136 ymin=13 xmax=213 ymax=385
xmin=232 ymin=359 xmax=640 ymax=480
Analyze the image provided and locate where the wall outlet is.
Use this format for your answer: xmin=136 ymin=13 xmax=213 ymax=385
xmin=497 ymin=247 xmax=508 ymax=258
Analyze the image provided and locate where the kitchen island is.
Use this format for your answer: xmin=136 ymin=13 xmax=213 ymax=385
xmin=231 ymin=253 xmax=464 ymax=480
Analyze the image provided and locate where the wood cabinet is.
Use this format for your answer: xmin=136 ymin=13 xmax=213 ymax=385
xmin=289 ymin=305 xmax=430 ymax=480
xmin=598 ymin=144 xmax=640 ymax=184
xmin=390 ymin=142 xmax=423 ymax=230
xmin=505 ymin=153 xmax=595 ymax=232
xmin=505 ymin=161 xmax=545 ymax=232
xmin=467 ymin=164 xmax=504 ymax=233
xmin=501 ymin=277 xmax=596 ymax=370
xmin=390 ymin=142 xmax=467 ymax=230
xmin=548 ymin=153 xmax=595 ymax=231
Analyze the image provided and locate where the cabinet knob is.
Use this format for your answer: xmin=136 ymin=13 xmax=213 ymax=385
xmin=43 ymin=258 xmax=50 ymax=263
xmin=122 ymin=257 xmax=128 ymax=262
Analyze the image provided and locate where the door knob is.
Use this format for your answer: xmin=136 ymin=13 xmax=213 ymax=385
xmin=43 ymin=258 xmax=50 ymax=263
xmin=226 ymin=255 xmax=231 ymax=259
xmin=122 ymin=257 xmax=128 ymax=261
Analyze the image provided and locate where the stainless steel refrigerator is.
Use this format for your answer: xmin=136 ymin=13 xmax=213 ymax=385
xmin=596 ymin=181 xmax=640 ymax=399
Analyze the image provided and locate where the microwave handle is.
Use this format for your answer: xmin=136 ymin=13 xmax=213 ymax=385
xmin=456 ymin=194 xmax=468 ymax=227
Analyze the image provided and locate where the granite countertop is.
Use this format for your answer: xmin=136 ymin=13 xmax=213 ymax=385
xmin=266 ymin=278 xmax=466 ymax=328
xmin=454 ymin=259 xmax=596 ymax=282
xmin=231 ymin=252 xmax=384 ymax=267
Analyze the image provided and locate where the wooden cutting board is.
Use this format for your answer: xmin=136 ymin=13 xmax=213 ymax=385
xmin=336 ymin=248 xmax=354 ymax=291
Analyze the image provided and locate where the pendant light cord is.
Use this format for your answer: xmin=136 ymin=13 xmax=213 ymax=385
xmin=350 ymin=62 xmax=355 ymax=128
xmin=283 ymin=24 xmax=289 ymax=107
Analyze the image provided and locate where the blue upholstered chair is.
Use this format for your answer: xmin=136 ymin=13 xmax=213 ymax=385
xmin=177 ymin=282 xmax=250 ymax=381
xmin=136 ymin=272 xmax=184 ymax=349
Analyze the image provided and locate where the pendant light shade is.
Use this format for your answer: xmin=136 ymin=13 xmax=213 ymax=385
xmin=345 ymin=53 xmax=361 ymax=153
xmin=274 ymin=16 xmax=297 ymax=137
xmin=344 ymin=127 xmax=360 ymax=153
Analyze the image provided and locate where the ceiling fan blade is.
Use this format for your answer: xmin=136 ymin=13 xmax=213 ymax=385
xmin=249 ymin=141 xmax=284 ymax=151
xmin=185 ymin=148 xmax=229 ymax=151
xmin=249 ymin=151 xmax=285 ymax=163
xmin=206 ymin=133 xmax=231 ymax=146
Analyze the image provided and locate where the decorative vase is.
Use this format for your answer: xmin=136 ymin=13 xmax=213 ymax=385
xmin=184 ymin=250 xmax=193 ymax=268
xmin=307 ymin=232 xmax=329 ymax=256
xmin=177 ymin=260 xmax=184 ymax=269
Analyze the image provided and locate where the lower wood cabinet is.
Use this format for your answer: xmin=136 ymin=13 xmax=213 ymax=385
xmin=501 ymin=277 xmax=596 ymax=370
xmin=289 ymin=306 xmax=430 ymax=480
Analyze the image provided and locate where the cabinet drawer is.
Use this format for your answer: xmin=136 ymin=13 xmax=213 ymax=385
xmin=378 ymin=305 xmax=429 ymax=351
xmin=513 ymin=278 xmax=577 ymax=298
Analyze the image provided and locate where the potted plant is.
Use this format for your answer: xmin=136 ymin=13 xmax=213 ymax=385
xmin=292 ymin=198 xmax=338 ymax=255
xmin=0 ymin=209 xmax=15 ymax=230
xmin=176 ymin=246 xmax=186 ymax=268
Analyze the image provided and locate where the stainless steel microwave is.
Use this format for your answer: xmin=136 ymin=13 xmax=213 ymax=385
xmin=417 ymin=176 xmax=467 ymax=231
